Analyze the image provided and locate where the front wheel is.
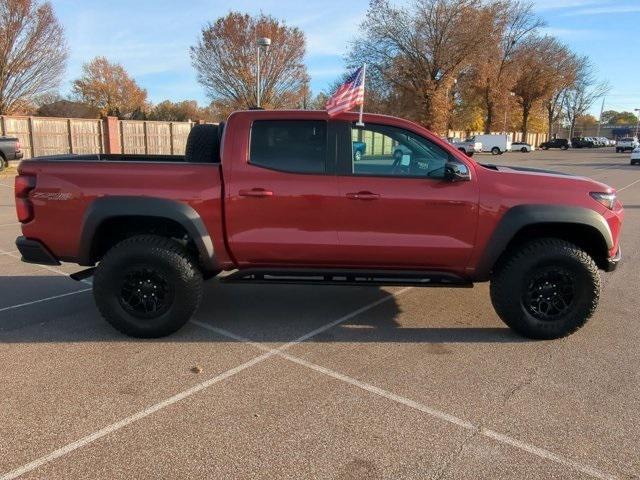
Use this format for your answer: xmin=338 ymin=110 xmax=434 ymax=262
xmin=93 ymin=235 xmax=203 ymax=338
xmin=491 ymin=147 xmax=501 ymax=155
xmin=521 ymin=147 xmax=528 ymax=153
xmin=490 ymin=238 xmax=600 ymax=339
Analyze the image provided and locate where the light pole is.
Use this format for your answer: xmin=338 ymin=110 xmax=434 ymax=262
xmin=503 ymin=92 xmax=515 ymax=134
xmin=256 ymin=37 xmax=271 ymax=108
xmin=635 ymin=108 xmax=640 ymax=139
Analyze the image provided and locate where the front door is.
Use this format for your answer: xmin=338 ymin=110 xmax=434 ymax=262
xmin=225 ymin=119 xmax=342 ymax=267
xmin=335 ymin=122 xmax=479 ymax=270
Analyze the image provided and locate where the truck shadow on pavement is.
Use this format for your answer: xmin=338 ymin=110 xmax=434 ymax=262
xmin=0 ymin=276 xmax=527 ymax=344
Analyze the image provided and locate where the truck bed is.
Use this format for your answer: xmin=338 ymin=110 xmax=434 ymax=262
xmin=17 ymin=157 xmax=228 ymax=269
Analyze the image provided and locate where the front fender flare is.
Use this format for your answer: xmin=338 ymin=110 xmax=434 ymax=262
xmin=474 ymin=204 xmax=613 ymax=280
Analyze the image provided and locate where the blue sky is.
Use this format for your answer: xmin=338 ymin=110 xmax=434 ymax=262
xmin=51 ymin=0 xmax=640 ymax=115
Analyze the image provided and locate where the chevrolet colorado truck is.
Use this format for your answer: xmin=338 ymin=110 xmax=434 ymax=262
xmin=14 ymin=110 xmax=623 ymax=339
xmin=0 ymin=136 xmax=23 ymax=170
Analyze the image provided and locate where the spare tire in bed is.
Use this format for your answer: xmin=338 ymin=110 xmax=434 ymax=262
xmin=185 ymin=124 xmax=220 ymax=163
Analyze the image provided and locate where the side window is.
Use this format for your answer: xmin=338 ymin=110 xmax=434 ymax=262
xmin=250 ymin=120 xmax=327 ymax=174
xmin=351 ymin=124 xmax=449 ymax=179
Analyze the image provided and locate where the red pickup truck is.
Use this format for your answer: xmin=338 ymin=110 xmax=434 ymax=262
xmin=14 ymin=110 xmax=623 ymax=339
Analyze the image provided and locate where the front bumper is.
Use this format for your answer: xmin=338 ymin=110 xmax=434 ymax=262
xmin=604 ymin=247 xmax=621 ymax=272
xmin=15 ymin=236 xmax=61 ymax=266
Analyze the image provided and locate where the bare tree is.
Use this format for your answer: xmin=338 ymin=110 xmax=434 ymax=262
xmin=191 ymin=12 xmax=309 ymax=112
xmin=471 ymin=1 xmax=543 ymax=133
xmin=512 ymin=36 xmax=568 ymax=139
xmin=563 ymin=57 xmax=609 ymax=138
xmin=347 ymin=0 xmax=497 ymax=132
xmin=542 ymin=46 xmax=579 ymax=139
xmin=0 ymin=0 xmax=67 ymax=114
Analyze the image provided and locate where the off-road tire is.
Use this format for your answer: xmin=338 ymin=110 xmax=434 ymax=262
xmin=185 ymin=124 xmax=220 ymax=163
xmin=94 ymin=235 xmax=203 ymax=338
xmin=490 ymin=238 xmax=600 ymax=340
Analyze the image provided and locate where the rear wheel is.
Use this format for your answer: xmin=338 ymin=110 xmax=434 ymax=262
xmin=491 ymin=147 xmax=501 ymax=155
xmin=521 ymin=147 xmax=528 ymax=153
xmin=560 ymin=145 xmax=568 ymax=151
xmin=354 ymin=150 xmax=362 ymax=162
xmin=94 ymin=235 xmax=203 ymax=338
xmin=490 ymin=238 xmax=600 ymax=339
xmin=0 ymin=154 xmax=6 ymax=171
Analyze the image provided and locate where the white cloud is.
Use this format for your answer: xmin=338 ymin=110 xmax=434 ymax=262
xmin=562 ymin=4 xmax=640 ymax=15
xmin=531 ymin=0 xmax=610 ymax=11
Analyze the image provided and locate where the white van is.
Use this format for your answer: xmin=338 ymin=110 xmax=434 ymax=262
xmin=471 ymin=134 xmax=512 ymax=155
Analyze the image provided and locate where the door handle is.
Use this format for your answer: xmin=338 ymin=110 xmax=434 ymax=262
xmin=346 ymin=191 xmax=380 ymax=200
xmin=239 ymin=188 xmax=274 ymax=198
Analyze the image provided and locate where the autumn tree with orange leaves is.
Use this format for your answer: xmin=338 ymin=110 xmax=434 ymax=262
xmin=72 ymin=57 xmax=148 ymax=118
xmin=190 ymin=12 xmax=309 ymax=116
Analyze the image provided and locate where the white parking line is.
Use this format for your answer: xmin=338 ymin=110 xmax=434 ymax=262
xmin=618 ymin=177 xmax=640 ymax=192
xmin=0 ymin=288 xmax=91 ymax=314
xmin=0 ymin=248 xmax=92 ymax=285
xmin=0 ymin=183 xmax=12 ymax=189
xmin=0 ymin=288 xmax=412 ymax=480
xmin=0 ymin=223 xmax=18 ymax=228
xmin=195 ymin=323 xmax=617 ymax=480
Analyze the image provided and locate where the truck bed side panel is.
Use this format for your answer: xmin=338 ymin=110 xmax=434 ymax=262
xmin=17 ymin=161 xmax=231 ymax=267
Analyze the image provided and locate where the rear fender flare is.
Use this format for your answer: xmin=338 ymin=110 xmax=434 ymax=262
xmin=79 ymin=196 xmax=216 ymax=272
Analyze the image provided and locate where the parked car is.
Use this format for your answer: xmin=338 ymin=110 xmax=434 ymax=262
xmin=539 ymin=138 xmax=570 ymax=150
xmin=15 ymin=110 xmax=623 ymax=340
xmin=472 ymin=134 xmax=512 ymax=155
xmin=631 ymin=146 xmax=640 ymax=165
xmin=512 ymin=141 xmax=534 ymax=153
xmin=571 ymin=137 xmax=595 ymax=149
xmin=448 ymin=137 xmax=483 ymax=157
xmin=616 ymin=137 xmax=639 ymax=153
xmin=0 ymin=136 xmax=23 ymax=170
xmin=352 ymin=141 xmax=366 ymax=161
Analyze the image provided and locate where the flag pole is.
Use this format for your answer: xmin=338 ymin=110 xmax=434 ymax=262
xmin=355 ymin=63 xmax=366 ymax=127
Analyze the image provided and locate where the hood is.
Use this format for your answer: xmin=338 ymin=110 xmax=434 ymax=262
xmin=480 ymin=163 xmax=614 ymax=192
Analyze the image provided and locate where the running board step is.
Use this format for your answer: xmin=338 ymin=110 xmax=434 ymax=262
xmin=220 ymin=268 xmax=472 ymax=288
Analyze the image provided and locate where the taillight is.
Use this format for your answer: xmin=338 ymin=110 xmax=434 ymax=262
xmin=15 ymin=141 xmax=21 ymax=152
xmin=15 ymin=175 xmax=36 ymax=223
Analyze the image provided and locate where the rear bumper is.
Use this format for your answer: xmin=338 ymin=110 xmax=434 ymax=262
xmin=14 ymin=151 xmax=23 ymax=160
xmin=604 ymin=247 xmax=621 ymax=272
xmin=15 ymin=236 xmax=61 ymax=266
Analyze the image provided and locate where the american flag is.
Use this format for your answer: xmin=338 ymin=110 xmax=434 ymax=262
xmin=325 ymin=66 xmax=365 ymax=117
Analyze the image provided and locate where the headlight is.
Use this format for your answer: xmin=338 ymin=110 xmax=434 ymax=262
xmin=590 ymin=192 xmax=617 ymax=210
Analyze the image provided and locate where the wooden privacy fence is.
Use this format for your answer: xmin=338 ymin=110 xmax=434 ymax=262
xmin=0 ymin=115 xmax=201 ymax=160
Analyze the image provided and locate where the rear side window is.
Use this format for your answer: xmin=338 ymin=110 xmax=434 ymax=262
xmin=249 ymin=120 xmax=327 ymax=174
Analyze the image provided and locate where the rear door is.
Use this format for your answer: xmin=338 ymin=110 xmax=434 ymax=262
xmin=224 ymin=118 xmax=342 ymax=267
xmin=334 ymin=121 xmax=479 ymax=270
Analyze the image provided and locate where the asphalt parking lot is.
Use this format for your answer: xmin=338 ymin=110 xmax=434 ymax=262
xmin=1 ymin=148 xmax=639 ymax=480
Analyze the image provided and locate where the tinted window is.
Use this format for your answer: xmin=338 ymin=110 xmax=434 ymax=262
xmin=351 ymin=124 xmax=449 ymax=179
xmin=250 ymin=120 xmax=327 ymax=174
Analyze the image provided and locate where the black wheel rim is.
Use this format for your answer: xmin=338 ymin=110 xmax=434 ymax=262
xmin=118 ymin=267 xmax=174 ymax=319
xmin=522 ymin=267 xmax=576 ymax=321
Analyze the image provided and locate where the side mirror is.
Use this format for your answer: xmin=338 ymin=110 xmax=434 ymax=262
xmin=444 ymin=162 xmax=471 ymax=182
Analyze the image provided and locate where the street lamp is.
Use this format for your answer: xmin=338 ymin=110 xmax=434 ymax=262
xmin=256 ymin=37 xmax=271 ymax=108
xmin=504 ymin=92 xmax=515 ymax=134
